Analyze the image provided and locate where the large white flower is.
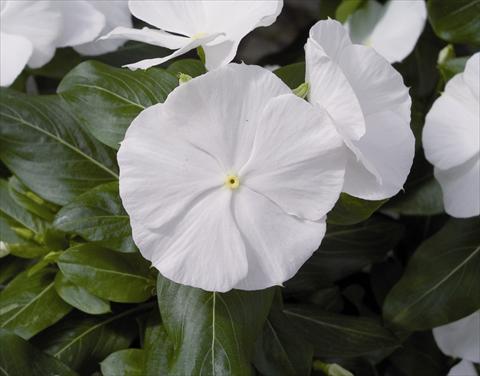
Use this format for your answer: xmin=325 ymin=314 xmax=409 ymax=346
xmin=118 ymin=64 xmax=346 ymax=292
xmin=305 ymin=19 xmax=414 ymax=200
xmin=102 ymin=0 xmax=283 ymax=71
xmin=422 ymin=53 xmax=480 ymax=218
xmin=345 ymin=0 xmax=427 ymax=63
xmin=433 ymin=311 xmax=480 ymax=375
xmin=0 ymin=0 xmax=104 ymax=87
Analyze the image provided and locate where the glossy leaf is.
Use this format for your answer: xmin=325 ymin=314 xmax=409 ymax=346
xmin=0 ymin=268 xmax=71 ymax=339
xmin=328 ymin=193 xmax=387 ymax=225
xmin=143 ymin=311 xmax=173 ymax=376
xmin=54 ymin=182 xmax=134 ymax=253
xmin=157 ymin=275 xmax=275 ymax=375
xmin=285 ymin=305 xmax=399 ymax=358
xmin=0 ymin=329 xmax=78 ymax=376
xmin=57 ymin=244 xmax=155 ymax=303
xmin=383 ymin=218 xmax=480 ymax=330
xmin=101 ymin=349 xmax=145 ymax=376
xmin=0 ymin=90 xmax=118 ymax=205
xmin=58 ymin=61 xmax=178 ymax=149
xmin=428 ymin=0 xmax=480 ymax=44
xmin=167 ymin=58 xmax=207 ymax=78
xmin=438 ymin=56 xmax=468 ymax=83
xmin=274 ymin=63 xmax=306 ymax=89
xmin=54 ymin=271 xmax=111 ymax=315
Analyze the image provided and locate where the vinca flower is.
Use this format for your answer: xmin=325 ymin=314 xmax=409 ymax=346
xmin=102 ymin=0 xmax=283 ymax=71
xmin=422 ymin=53 xmax=480 ymax=218
xmin=345 ymin=0 xmax=427 ymax=63
xmin=118 ymin=64 xmax=346 ymax=292
xmin=305 ymin=19 xmax=414 ymax=200
xmin=433 ymin=311 xmax=480 ymax=376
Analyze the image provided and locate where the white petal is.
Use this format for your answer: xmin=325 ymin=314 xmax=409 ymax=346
xmin=345 ymin=0 xmax=384 ymax=45
xmin=131 ymin=190 xmax=248 ymax=292
xmin=338 ymin=44 xmax=411 ymax=120
xmin=423 ymin=75 xmax=479 ymax=170
xmin=74 ymin=0 xmax=133 ymax=56
xmin=53 ymin=0 xmax=105 ymax=47
xmin=309 ymin=18 xmax=352 ymax=61
xmin=123 ymin=33 xmax=221 ymax=70
xmin=101 ymin=26 xmax=189 ymax=50
xmin=118 ymin=104 xmax=223 ymax=232
xmin=203 ymin=38 xmax=237 ymax=71
xmin=162 ymin=63 xmax=291 ymax=171
xmin=0 ymin=32 xmax=32 ymax=87
xmin=306 ymin=38 xmax=365 ymax=141
xmin=1 ymin=0 xmax=62 ymax=68
xmin=435 ymin=155 xmax=480 ymax=218
xmin=240 ymin=94 xmax=345 ymax=221
xmin=464 ymin=52 xmax=480 ymax=99
xmin=433 ymin=311 xmax=480 ymax=363
xmin=233 ymin=187 xmax=326 ymax=290
xmin=447 ymin=360 xmax=478 ymax=376
xmin=343 ymin=111 xmax=415 ymax=200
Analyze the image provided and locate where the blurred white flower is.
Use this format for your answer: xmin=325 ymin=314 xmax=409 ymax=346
xmin=422 ymin=53 xmax=480 ymax=218
xmin=345 ymin=0 xmax=427 ymax=63
xmin=102 ymin=0 xmax=283 ymax=71
xmin=305 ymin=19 xmax=414 ymax=200
xmin=433 ymin=310 xmax=480 ymax=375
xmin=118 ymin=64 xmax=346 ymax=292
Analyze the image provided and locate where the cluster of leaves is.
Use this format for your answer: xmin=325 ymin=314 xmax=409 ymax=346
xmin=0 ymin=1 xmax=479 ymax=375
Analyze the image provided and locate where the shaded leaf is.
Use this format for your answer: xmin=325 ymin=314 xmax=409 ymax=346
xmin=438 ymin=56 xmax=468 ymax=83
xmin=274 ymin=63 xmax=305 ymax=89
xmin=167 ymin=59 xmax=207 ymax=78
xmin=328 ymin=193 xmax=386 ymax=225
xmin=143 ymin=311 xmax=173 ymax=376
xmin=101 ymin=349 xmax=145 ymax=376
xmin=335 ymin=0 xmax=366 ymax=23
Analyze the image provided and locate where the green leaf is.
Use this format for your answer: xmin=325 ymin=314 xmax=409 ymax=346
xmin=327 ymin=193 xmax=386 ymax=225
xmin=0 ymin=90 xmax=118 ymax=205
xmin=287 ymin=217 xmax=404 ymax=293
xmin=383 ymin=218 xmax=480 ymax=330
xmin=58 ymin=61 xmax=178 ymax=149
xmin=284 ymin=306 xmax=399 ymax=358
xmin=143 ymin=312 xmax=173 ymax=376
xmin=438 ymin=56 xmax=468 ymax=83
xmin=167 ymin=58 xmax=207 ymax=78
xmin=53 ymin=182 xmax=134 ymax=253
xmin=0 ymin=329 xmax=78 ymax=376
xmin=274 ymin=63 xmax=306 ymax=89
xmin=157 ymin=275 xmax=275 ymax=375
xmin=57 ymin=244 xmax=155 ymax=303
xmin=0 ymin=268 xmax=71 ymax=339
xmin=335 ymin=0 xmax=366 ymax=23
xmin=54 ymin=271 xmax=111 ymax=315
xmin=428 ymin=0 xmax=480 ymax=44
xmin=0 ymin=256 xmax=30 ymax=285
xmin=101 ymin=349 xmax=145 ymax=376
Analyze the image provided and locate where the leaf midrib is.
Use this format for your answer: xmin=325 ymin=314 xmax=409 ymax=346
xmin=59 ymin=262 xmax=152 ymax=284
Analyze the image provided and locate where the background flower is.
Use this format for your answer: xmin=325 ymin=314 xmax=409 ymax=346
xmin=423 ymin=53 xmax=480 ymax=218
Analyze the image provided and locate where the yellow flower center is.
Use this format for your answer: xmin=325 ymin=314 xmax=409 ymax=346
xmin=224 ymin=174 xmax=240 ymax=190
xmin=192 ymin=32 xmax=207 ymax=40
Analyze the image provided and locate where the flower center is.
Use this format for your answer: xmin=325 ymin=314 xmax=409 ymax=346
xmin=224 ymin=174 xmax=240 ymax=190
xmin=192 ymin=32 xmax=207 ymax=40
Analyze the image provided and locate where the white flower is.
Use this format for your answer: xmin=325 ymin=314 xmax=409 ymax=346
xmin=345 ymin=0 xmax=427 ymax=63
xmin=102 ymin=0 xmax=283 ymax=71
xmin=422 ymin=53 xmax=480 ymax=218
xmin=305 ymin=19 xmax=414 ymax=200
xmin=0 ymin=0 xmax=104 ymax=87
xmin=433 ymin=311 xmax=480 ymax=375
xmin=446 ymin=360 xmax=478 ymax=376
xmin=118 ymin=64 xmax=346 ymax=292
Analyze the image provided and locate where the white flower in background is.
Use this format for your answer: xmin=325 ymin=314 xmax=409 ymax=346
xmin=118 ymin=64 xmax=346 ymax=292
xmin=102 ymin=0 xmax=283 ymax=71
xmin=433 ymin=311 xmax=480 ymax=376
xmin=305 ymin=19 xmax=414 ymax=200
xmin=422 ymin=53 xmax=480 ymax=218
xmin=345 ymin=0 xmax=427 ymax=63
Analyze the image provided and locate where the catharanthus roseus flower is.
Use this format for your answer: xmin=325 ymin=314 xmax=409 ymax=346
xmin=345 ymin=0 xmax=427 ymax=63
xmin=433 ymin=311 xmax=480 ymax=376
xmin=305 ymin=19 xmax=415 ymax=200
xmin=118 ymin=64 xmax=346 ymax=292
xmin=102 ymin=0 xmax=283 ymax=71
xmin=422 ymin=53 xmax=480 ymax=218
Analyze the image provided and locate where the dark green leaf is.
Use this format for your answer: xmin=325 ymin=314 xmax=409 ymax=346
xmin=0 ymin=329 xmax=77 ymax=376
xmin=54 ymin=271 xmax=111 ymax=315
xmin=100 ymin=349 xmax=145 ymax=376
xmin=58 ymin=61 xmax=178 ymax=149
xmin=157 ymin=275 xmax=275 ymax=375
xmin=0 ymin=90 xmax=118 ymax=205
xmin=167 ymin=59 xmax=207 ymax=78
xmin=428 ymin=0 xmax=480 ymax=44
xmin=328 ymin=193 xmax=386 ymax=225
xmin=57 ymin=244 xmax=155 ymax=303
xmin=0 ymin=256 xmax=29 ymax=286
xmin=54 ymin=182 xmax=134 ymax=252
xmin=274 ymin=63 xmax=305 ymax=89
xmin=335 ymin=0 xmax=366 ymax=23
xmin=438 ymin=56 xmax=468 ymax=82
xmin=0 ymin=268 xmax=71 ymax=339
xmin=143 ymin=311 xmax=173 ymax=376
xmin=383 ymin=218 xmax=480 ymax=330
xmin=285 ymin=306 xmax=399 ymax=358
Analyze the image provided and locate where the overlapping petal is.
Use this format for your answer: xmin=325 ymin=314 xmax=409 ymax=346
xmin=0 ymin=32 xmax=32 ymax=87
